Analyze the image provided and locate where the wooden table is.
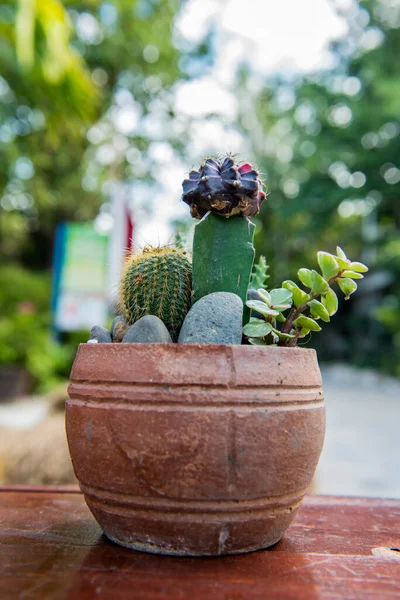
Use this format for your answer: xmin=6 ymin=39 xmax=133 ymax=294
xmin=1 ymin=486 xmax=399 ymax=600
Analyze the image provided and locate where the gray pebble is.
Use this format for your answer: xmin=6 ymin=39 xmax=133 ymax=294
xmin=178 ymin=292 xmax=243 ymax=345
xmin=122 ymin=315 xmax=173 ymax=344
xmin=110 ymin=315 xmax=129 ymax=342
xmin=90 ymin=325 xmax=112 ymax=343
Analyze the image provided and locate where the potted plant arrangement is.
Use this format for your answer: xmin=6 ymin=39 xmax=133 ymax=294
xmin=66 ymin=155 xmax=368 ymax=556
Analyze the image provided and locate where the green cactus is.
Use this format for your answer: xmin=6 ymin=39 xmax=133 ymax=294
xmin=192 ymin=213 xmax=255 ymax=323
xmin=183 ymin=155 xmax=266 ymax=324
xmin=120 ymin=246 xmax=192 ymax=341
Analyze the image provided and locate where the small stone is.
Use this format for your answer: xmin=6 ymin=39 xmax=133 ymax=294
xmin=110 ymin=315 xmax=129 ymax=342
xmin=87 ymin=339 xmax=98 ymax=344
xmin=122 ymin=315 xmax=173 ymax=344
xmin=247 ymin=288 xmax=265 ymax=320
xmin=178 ymin=292 xmax=243 ymax=345
xmin=90 ymin=325 xmax=112 ymax=343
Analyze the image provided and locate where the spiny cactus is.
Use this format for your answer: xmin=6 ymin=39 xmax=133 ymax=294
xmin=182 ymin=155 xmax=266 ymax=219
xmin=120 ymin=246 xmax=192 ymax=341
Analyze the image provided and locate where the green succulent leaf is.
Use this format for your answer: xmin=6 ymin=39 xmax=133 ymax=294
xmin=321 ymin=287 xmax=339 ymax=316
xmin=338 ymin=278 xmax=358 ymax=299
xmin=269 ymin=288 xmax=293 ymax=306
xmin=282 ymin=280 xmax=310 ymax=308
xmin=311 ymin=270 xmax=329 ymax=295
xmin=317 ymin=251 xmax=340 ymax=281
xmin=276 ymin=312 xmax=287 ymax=323
xmin=340 ymin=270 xmax=364 ymax=279
xmin=256 ymin=288 xmax=271 ymax=306
xmin=246 ymin=300 xmax=279 ymax=317
xmin=248 ymin=337 xmax=267 ymax=346
xmin=297 ymin=268 xmax=313 ymax=288
xmin=337 ymin=257 xmax=351 ymax=270
xmin=243 ymin=322 xmax=273 ymax=338
xmin=298 ymin=328 xmax=311 ymax=338
xmin=248 ymin=317 xmax=267 ymax=324
xmin=336 ymin=246 xmax=347 ymax=260
xmin=282 ymin=280 xmax=296 ymax=291
xmin=273 ymin=303 xmax=292 ymax=312
xmin=270 ymin=330 xmax=280 ymax=344
xmin=307 ymin=299 xmax=331 ymax=322
xmin=293 ymin=315 xmax=322 ymax=332
xmin=335 ymin=247 xmax=351 ymax=269
xmin=272 ymin=327 xmax=295 ymax=340
xmin=348 ymin=261 xmax=369 ymax=273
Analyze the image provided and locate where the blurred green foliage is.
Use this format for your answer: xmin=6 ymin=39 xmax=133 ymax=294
xmin=0 ymin=265 xmax=76 ymax=390
xmin=237 ymin=0 xmax=400 ymax=375
xmin=0 ymin=0 xmax=195 ymax=390
xmin=0 ymin=0 xmax=183 ymax=269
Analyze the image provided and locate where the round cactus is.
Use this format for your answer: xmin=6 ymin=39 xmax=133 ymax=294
xmin=182 ymin=155 xmax=266 ymax=219
xmin=120 ymin=246 xmax=192 ymax=341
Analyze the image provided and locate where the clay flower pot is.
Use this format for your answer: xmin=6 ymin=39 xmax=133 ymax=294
xmin=66 ymin=343 xmax=325 ymax=556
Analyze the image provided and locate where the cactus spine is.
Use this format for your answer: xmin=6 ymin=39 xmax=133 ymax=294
xmin=120 ymin=247 xmax=192 ymax=341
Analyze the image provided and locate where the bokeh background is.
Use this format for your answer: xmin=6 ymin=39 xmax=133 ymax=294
xmin=0 ymin=0 xmax=399 ymax=495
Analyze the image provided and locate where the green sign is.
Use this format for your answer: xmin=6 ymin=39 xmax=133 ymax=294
xmin=52 ymin=223 xmax=110 ymax=331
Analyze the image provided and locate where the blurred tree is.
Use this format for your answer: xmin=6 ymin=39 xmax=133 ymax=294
xmin=0 ymin=0 xmax=210 ymax=390
xmin=237 ymin=0 xmax=400 ymax=373
xmin=0 ymin=0 xmax=189 ymax=269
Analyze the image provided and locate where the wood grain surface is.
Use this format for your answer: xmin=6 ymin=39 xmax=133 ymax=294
xmin=0 ymin=487 xmax=399 ymax=600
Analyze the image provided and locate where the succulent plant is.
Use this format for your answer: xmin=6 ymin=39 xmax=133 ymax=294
xmin=249 ymin=255 xmax=269 ymax=290
xmin=182 ymin=155 xmax=266 ymax=219
xmin=120 ymin=246 xmax=192 ymax=341
xmin=247 ymin=258 xmax=270 ymax=319
xmin=243 ymin=247 xmax=368 ymax=347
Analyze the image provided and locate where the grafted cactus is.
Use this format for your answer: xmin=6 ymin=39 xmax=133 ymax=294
xmin=183 ymin=155 xmax=266 ymax=323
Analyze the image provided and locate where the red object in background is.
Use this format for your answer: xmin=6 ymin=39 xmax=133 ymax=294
xmin=106 ymin=194 xmax=134 ymax=305
xmin=125 ymin=204 xmax=134 ymax=257
xmin=17 ymin=301 xmax=36 ymax=315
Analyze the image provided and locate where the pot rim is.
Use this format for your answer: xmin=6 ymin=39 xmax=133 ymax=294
xmin=70 ymin=343 xmax=321 ymax=389
xmin=77 ymin=342 xmax=317 ymax=355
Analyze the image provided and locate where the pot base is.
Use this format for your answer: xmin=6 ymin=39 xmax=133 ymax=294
xmin=104 ymin=532 xmax=284 ymax=557
xmin=85 ymin=492 xmax=300 ymax=556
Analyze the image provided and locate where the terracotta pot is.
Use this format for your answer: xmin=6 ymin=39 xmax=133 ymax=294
xmin=66 ymin=343 xmax=325 ymax=556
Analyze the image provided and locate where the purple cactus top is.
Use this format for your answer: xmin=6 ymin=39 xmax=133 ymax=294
xmin=182 ymin=156 xmax=266 ymax=219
